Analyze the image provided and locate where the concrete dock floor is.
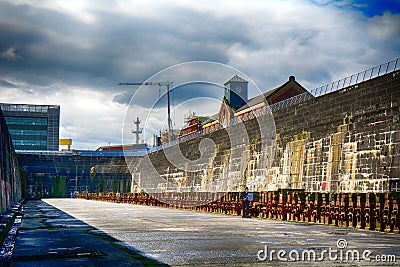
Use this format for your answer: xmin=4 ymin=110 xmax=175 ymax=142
xmin=10 ymin=200 xmax=163 ymax=266
xmin=10 ymin=199 xmax=400 ymax=266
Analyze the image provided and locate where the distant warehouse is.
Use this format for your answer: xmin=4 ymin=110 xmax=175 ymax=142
xmin=0 ymin=103 xmax=60 ymax=151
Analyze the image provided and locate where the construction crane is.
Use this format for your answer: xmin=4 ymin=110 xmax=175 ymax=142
xmin=118 ymin=81 xmax=174 ymax=143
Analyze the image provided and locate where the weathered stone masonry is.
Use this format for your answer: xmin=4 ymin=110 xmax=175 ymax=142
xmin=139 ymin=70 xmax=399 ymax=194
xmin=0 ymin=108 xmax=23 ymax=214
xmin=82 ymin=70 xmax=399 ymax=232
xmin=271 ymin=70 xmax=399 ymax=193
xmin=0 ymin=107 xmax=24 ymax=244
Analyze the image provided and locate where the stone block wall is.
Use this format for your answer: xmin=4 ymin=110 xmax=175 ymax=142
xmin=0 ymin=107 xmax=23 ymax=214
xmin=137 ymin=70 xmax=400 ymax=194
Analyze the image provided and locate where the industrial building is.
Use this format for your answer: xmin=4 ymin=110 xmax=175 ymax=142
xmin=0 ymin=103 xmax=60 ymax=151
xmin=172 ymin=74 xmax=308 ymax=140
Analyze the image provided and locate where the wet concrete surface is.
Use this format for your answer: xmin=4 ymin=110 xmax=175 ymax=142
xmin=22 ymin=198 xmax=398 ymax=266
xmin=10 ymin=200 xmax=162 ymax=266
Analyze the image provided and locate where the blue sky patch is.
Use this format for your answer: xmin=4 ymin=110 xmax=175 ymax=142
xmin=310 ymin=0 xmax=400 ymax=16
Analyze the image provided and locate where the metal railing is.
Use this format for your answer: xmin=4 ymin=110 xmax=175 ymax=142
xmin=17 ymin=149 xmax=147 ymax=157
xmin=310 ymin=58 xmax=398 ymax=97
xmin=149 ymin=58 xmax=400 ymax=153
xmin=270 ymin=58 xmax=399 ymax=111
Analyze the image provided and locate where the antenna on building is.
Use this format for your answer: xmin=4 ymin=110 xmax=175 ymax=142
xmin=132 ymin=117 xmax=143 ymax=144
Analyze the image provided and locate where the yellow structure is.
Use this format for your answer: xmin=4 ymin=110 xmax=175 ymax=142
xmin=59 ymin=139 xmax=72 ymax=151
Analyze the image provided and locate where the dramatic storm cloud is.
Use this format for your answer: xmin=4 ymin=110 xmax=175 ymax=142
xmin=0 ymin=0 xmax=399 ymax=149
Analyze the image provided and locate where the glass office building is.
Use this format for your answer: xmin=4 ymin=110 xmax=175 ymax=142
xmin=0 ymin=103 xmax=60 ymax=151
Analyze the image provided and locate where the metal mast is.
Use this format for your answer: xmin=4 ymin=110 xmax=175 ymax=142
xmin=118 ymin=81 xmax=174 ymax=142
xmin=132 ymin=117 xmax=143 ymax=144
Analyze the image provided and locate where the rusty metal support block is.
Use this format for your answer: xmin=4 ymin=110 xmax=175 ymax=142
xmin=87 ymin=188 xmax=400 ymax=235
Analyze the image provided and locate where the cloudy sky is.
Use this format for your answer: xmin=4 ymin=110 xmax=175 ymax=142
xmin=1 ymin=0 xmax=399 ymax=149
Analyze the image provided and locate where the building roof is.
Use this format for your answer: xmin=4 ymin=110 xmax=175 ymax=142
xmin=184 ymin=113 xmax=209 ymax=124
xmin=235 ymin=76 xmax=311 ymax=113
xmin=201 ymin=113 xmax=219 ymax=126
xmin=96 ymin=143 xmax=147 ymax=151
xmin=224 ymin=74 xmax=248 ymax=85
xmin=0 ymin=103 xmax=60 ymax=113
xmin=197 ymin=116 xmax=210 ymax=124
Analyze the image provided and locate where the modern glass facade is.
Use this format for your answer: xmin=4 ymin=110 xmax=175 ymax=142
xmin=0 ymin=103 xmax=60 ymax=151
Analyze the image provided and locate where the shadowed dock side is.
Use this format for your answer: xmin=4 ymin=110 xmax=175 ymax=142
xmin=8 ymin=200 xmax=168 ymax=266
